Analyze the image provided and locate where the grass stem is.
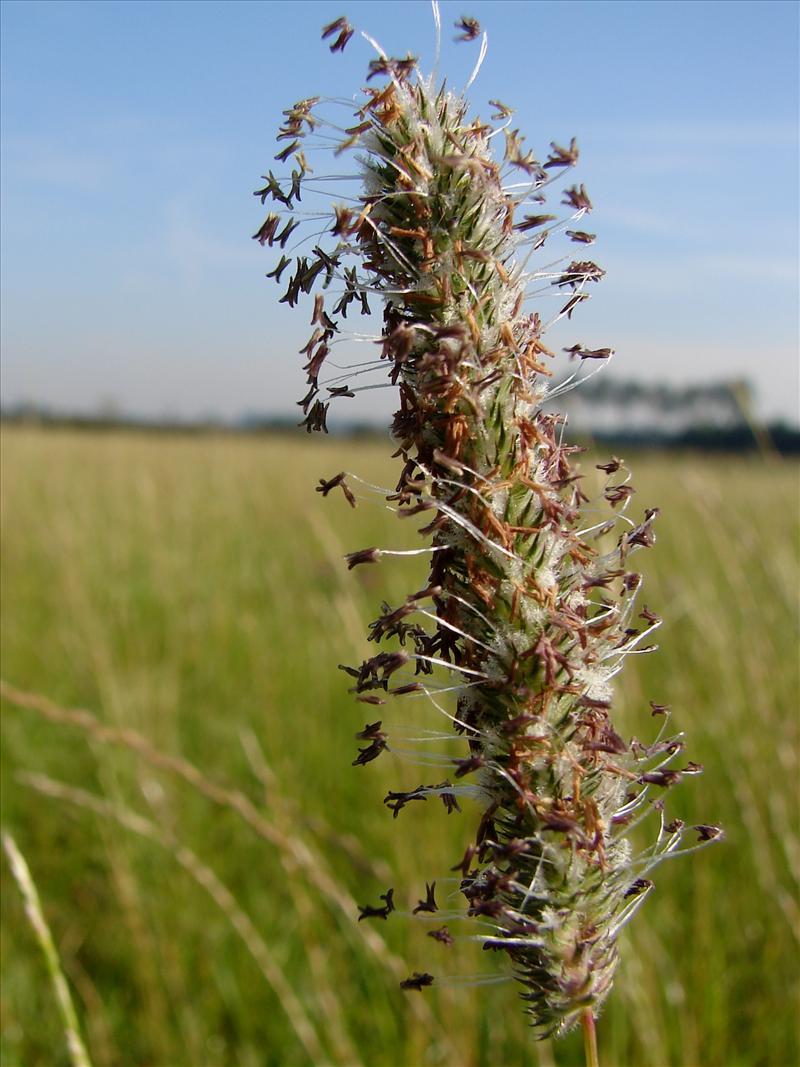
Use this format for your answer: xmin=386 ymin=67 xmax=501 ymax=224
xmin=582 ymin=1009 xmax=599 ymax=1067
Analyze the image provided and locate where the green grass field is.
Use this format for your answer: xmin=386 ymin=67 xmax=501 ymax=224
xmin=1 ymin=427 xmax=797 ymax=1067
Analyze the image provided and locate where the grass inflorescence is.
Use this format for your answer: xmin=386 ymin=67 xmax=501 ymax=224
xmin=254 ymin=5 xmax=722 ymax=1043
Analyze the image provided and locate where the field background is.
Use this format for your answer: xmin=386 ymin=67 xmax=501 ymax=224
xmin=1 ymin=427 xmax=797 ymax=1067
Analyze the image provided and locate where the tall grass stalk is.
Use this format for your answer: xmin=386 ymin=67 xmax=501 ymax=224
xmin=255 ymin=4 xmax=721 ymax=1055
xmin=2 ymin=830 xmax=94 ymax=1067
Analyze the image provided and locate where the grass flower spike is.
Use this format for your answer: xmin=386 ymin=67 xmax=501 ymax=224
xmin=255 ymin=5 xmax=721 ymax=1047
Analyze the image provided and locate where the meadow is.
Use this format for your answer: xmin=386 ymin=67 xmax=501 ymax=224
xmin=1 ymin=427 xmax=797 ymax=1067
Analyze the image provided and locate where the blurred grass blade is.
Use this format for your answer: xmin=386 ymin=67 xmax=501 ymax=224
xmin=2 ymin=830 xmax=94 ymax=1067
xmin=16 ymin=772 xmax=328 ymax=1065
xmin=0 ymin=677 xmax=455 ymax=1055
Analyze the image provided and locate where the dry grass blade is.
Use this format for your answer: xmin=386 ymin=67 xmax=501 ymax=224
xmin=2 ymin=830 xmax=94 ymax=1067
xmin=16 ymin=771 xmax=327 ymax=1065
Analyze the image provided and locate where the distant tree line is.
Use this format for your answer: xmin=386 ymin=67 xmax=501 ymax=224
xmin=553 ymin=377 xmax=798 ymax=454
xmin=2 ymin=378 xmax=798 ymax=454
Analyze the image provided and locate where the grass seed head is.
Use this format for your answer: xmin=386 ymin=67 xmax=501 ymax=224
xmin=255 ymin=4 xmax=721 ymax=1039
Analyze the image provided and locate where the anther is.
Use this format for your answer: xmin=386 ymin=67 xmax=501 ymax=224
xmin=400 ymin=972 xmax=434 ymax=991
xmin=428 ymin=926 xmax=454 ymax=945
xmin=357 ymin=887 xmax=394 ymax=921
xmin=345 ymin=547 xmax=381 ymax=569
xmin=413 ymin=882 xmax=438 ymax=914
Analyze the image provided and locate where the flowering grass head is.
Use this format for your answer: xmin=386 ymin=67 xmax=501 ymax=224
xmin=255 ymin=5 xmax=721 ymax=1043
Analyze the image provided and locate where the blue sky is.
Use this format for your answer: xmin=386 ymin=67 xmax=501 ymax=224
xmin=1 ymin=0 xmax=798 ymax=423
